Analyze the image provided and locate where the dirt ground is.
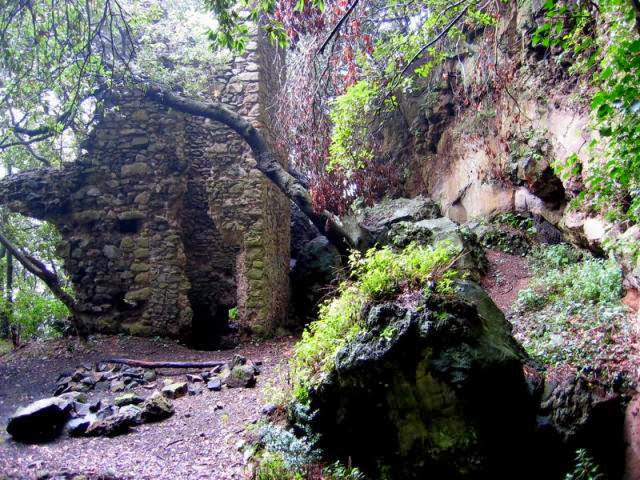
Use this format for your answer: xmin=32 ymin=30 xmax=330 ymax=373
xmin=480 ymin=249 xmax=532 ymax=313
xmin=0 ymin=335 xmax=294 ymax=480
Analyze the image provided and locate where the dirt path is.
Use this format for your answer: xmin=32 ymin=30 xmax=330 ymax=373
xmin=0 ymin=336 xmax=294 ymax=480
xmin=480 ymin=249 xmax=531 ymax=313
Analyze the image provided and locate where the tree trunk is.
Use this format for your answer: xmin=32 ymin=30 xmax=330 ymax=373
xmin=105 ymin=358 xmax=227 ymax=368
xmin=0 ymin=228 xmax=84 ymax=336
xmin=144 ymin=85 xmax=356 ymax=256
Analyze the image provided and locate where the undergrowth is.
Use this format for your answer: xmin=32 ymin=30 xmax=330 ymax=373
xmin=513 ymin=244 xmax=633 ymax=384
xmin=564 ymin=449 xmax=604 ymax=480
xmin=251 ymin=423 xmax=365 ymax=480
xmin=290 ymin=241 xmax=460 ymax=403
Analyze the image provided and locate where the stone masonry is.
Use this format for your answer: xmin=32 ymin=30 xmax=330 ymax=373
xmin=0 ymin=32 xmax=290 ymax=344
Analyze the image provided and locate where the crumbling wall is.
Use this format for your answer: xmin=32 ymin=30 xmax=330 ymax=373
xmin=0 ymin=33 xmax=290 ymax=342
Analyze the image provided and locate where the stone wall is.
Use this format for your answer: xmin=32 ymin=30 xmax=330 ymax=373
xmin=0 ymin=33 xmax=290 ymax=343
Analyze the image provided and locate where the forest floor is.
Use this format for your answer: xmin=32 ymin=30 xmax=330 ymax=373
xmin=480 ymin=249 xmax=531 ymax=314
xmin=0 ymin=335 xmax=295 ymax=480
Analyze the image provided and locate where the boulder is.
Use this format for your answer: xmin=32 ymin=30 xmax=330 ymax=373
xmin=535 ymin=369 xmax=627 ymax=479
xmin=141 ymin=390 xmax=174 ymax=422
xmin=386 ymin=218 xmax=488 ymax=278
xmin=6 ymin=397 xmax=72 ymax=442
xmin=289 ymin=235 xmax=342 ymax=323
xmin=298 ymin=281 xmax=536 ymax=479
xmin=207 ymin=378 xmax=222 ymax=391
xmin=341 ymin=196 xmax=442 ymax=251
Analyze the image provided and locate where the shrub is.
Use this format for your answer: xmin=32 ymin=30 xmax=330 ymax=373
xmin=527 ymin=243 xmax=584 ymax=275
xmin=564 ymin=449 xmax=604 ymax=480
xmin=323 ymin=461 xmax=366 ymax=480
xmin=513 ymin=244 xmax=631 ymax=381
xmin=254 ymin=451 xmax=302 ymax=480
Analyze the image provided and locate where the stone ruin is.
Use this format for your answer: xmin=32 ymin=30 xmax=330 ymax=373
xmin=0 ymin=33 xmax=290 ymax=346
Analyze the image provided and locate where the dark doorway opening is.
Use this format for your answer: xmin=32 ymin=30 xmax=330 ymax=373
xmin=179 ymin=174 xmax=239 ymax=349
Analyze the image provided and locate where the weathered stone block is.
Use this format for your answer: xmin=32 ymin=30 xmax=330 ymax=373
xmin=121 ymin=163 xmax=150 ymax=177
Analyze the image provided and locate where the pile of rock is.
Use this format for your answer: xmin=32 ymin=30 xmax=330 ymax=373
xmin=6 ymin=355 xmax=260 ymax=443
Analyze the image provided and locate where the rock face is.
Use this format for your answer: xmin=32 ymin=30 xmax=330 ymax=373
xmin=535 ymin=371 xmax=627 ymax=479
xmin=7 ymin=397 xmax=72 ymax=442
xmin=341 ymin=196 xmax=442 ymax=251
xmin=0 ymin=31 xmax=290 ymax=342
xmin=301 ymin=282 xmax=536 ymax=479
xmin=386 ymin=216 xmax=488 ymax=278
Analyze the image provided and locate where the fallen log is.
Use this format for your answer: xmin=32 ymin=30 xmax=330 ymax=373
xmin=104 ymin=358 xmax=227 ymax=369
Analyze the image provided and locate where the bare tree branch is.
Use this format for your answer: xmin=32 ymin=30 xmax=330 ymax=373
xmin=0 ymin=228 xmax=82 ymax=331
xmin=317 ymin=0 xmax=361 ymax=56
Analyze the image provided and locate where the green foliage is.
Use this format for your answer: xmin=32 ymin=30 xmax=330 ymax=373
xmin=491 ymin=212 xmax=536 ymax=235
xmin=0 ymin=338 xmax=11 ymax=356
xmin=536 ymin=0 xmax=640 ymax=222
xmin=229 ymin=306 xmax=238 ymax=321
xmin=323 ymin=461 xmax=366 ymax=480
xmin=0 ymin=0 xmax=132 ymax=167
xmin=251 ymin=423 xmax=321 ymax=479
xmin=0 ymin=213 xmax=71 ymax=341
xmin=204 ymin=0 xmax=306 ymax=52
xmin=0 ymin=291 xmax=68 ymax=339
xmin=564 ymin=449 xmax=604 ymax=480
xmin=327 ymin=80 xmax=384 ymax=173
xmin=291 ymin=242 xmax=460 ymax=402
xmin=252 ymin=423 xmax=365 ymax=480
xmin=291 ymin=284 xmax=367 ymax=403
xmin=513 ymin=244 xmax=630 ymax=380
xmin=255 ymin=451 xmax=303 ymax=480
xmin=129 ymin=0 xmax=232 ymax=96
xmin=526 ymin=243 xmax=584 ymax=275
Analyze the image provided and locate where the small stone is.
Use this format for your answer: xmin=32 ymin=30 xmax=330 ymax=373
xmin=186 ymin=374 xmax=204 ymax=383
xmin=162 ymin=382 xmax=188 ymax=399
xmin=119 ymin=405 xmax=143 ymax=425
xmin=57 ymin=392 xmax=88 ymax=404
xmin=74 ymin=403 xmax=91 ymax=417
xmin=89 ymin=399 xmax=102 ymax=413
xmin=96 ymin=404 xmax=118 ymax=420
xmin=110 ymin=380 xmax=126 ymax=392
xmin=188 ymin=384 xmax=203 ymax=396
xmin=230 ymin=354 xmax=247 ymax=369
xmin=143 ymin=370 xmax=157 ymax=382
xmin=64 ymin=417 xmax=91 ymax=437
xmin=141 ymin=390 xmax=174 ymax=423
xmin=261 ymin=404 xmax=277 ymax=416
xmin=114 ymin=393 xmax=144 ymax=407
xmin=222 ymin=365 xmax=256 ymax=389
xmin=207 ymin=378 xmax=222 ymax=391
xmin=85 ymin=413 xmax=132 ymax=437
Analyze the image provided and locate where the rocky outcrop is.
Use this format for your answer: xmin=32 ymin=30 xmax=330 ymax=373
xmin=288 ymin=204 xmax=342 ymax=325
xmin=534 ymin=369 xmax=628 ymax=479
xmin=299 ymin=281 xmax=536 ymax=479
xmin=341 ymin=196 xmax=442 ymax=251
